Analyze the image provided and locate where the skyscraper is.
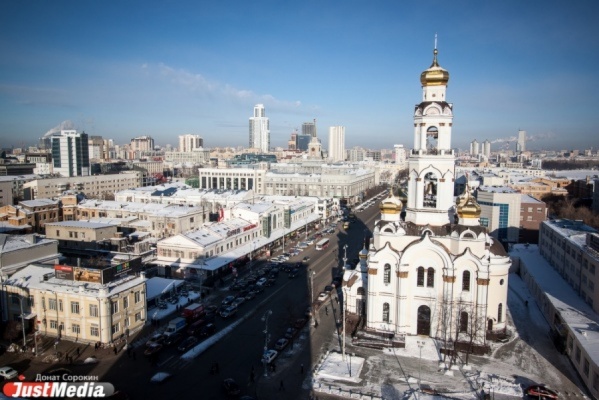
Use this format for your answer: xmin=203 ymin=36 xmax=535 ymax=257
xmin=517 ymin=130 xmax=526 ymax=153
xmin=249 ymin=104 xmax=270 ymax=152
xmin=179 ymin=134 xmax=204 ymax=152
xmin=51 ymin=130 xmax=90 ymax=177
xmin=302 ymin=120 xmax=317 ymax=137
xmin=328 ymin=126 xmax=346 ymax=162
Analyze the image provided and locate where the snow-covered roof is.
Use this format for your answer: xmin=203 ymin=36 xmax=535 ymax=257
xmin=20 ymin=199 xmax=59 ymax=207
xmin=145 ymin=276 xmax=185 ymax=301
xmin=45 ymin=221 xmax=117 ymax=229
xmin=478 ymin=186 xmax=517 ymax=193
xmin=0 ymin=234 xmax=56 ymax=253
xmin=510 ymin=244 xmax=599 ymax=364
xmin=5 ymin=264 xmax=146 ymax=298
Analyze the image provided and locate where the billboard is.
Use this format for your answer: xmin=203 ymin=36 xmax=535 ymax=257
xmin=54 ymin=265 xmax=74 ymax=280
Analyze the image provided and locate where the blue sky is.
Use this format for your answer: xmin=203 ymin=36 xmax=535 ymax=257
xmin=1 ymin=1 xmax=598 ymax=152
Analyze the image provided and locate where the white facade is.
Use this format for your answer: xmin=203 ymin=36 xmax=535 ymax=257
xmin=249 ymin=104 xmax=270 ymax=152
xmin=179 ymin=134 xmax=204 ymax=152
xmin=343 ymin=47 xmax=511 ymax=347
xmin=51 ymin=130 xmax=90 ymax=177
xmin=517 ymin=130 xmax=526 ymax=153
xmin=328 ymin=126 xmax=346 ymax=162
xmin=393 ymin=144 xmax=407 ymax=168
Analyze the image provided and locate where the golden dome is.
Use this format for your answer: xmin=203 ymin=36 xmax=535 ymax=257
xmin=420 ymin=48 xmax=449 ymax=87
xmin=456 ymin=185 xmax=481 ymax=219
xmin=379 ymin=190 xmax=403 ymax=214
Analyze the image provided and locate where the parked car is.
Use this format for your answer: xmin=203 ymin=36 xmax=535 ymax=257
xmin=262 ymin=349 xmax=278 ymax=364
xmin=317 ymin=292 xmax=328 ymax=302
xmin=0 ymin=366 xmax=18 ymax=380
xmin=288 ymin=269 xmax=298 ymax=279
xmin=302 ymin=256 xmax=310 ymax=262
xmin=221 ymin=295 xmax=236 ymax=306
xmin=222 ymin=378 xmax=241 ymax=397
xmin=177 ymin=336 xmax=198 ymax=352
xmin=256 ymin=277 xmax=267 ymax=286
xmin=284 ymin=327 xmax=297 ymax=339
xmin=231 ymin=297 xmax=245 ymax=308
xmin=324 ymin=285 xmax=334 ymax=294
xmin=274 ymin=338 xmax=289 ymax=351
xmin=244 ymin=291 xmax=256 ymax=301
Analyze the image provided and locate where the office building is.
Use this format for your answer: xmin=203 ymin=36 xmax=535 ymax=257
xmin=302 ymin=120 xmax=317 ymax=137
xmin=517 ymin=130 xmax=526 ymax=153
xmin=51 ymin=130 xmax=90 ymax=177
xmin=179 ymin=135 xmax=204 ymax=152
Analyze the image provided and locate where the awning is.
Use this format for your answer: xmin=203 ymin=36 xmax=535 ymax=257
xmin=22 ymin=312 xmax=37 ymax=320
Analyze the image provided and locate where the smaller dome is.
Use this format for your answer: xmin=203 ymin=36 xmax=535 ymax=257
xmin=379 ymin=190 xmax=402 ymax=214
xmin=420 ymin=49 xmax=449 ymax=87
xmin=456 ymin=185 xmax=481 ymax=219
xmin=359 ymin=244 xmax=368 ymax=259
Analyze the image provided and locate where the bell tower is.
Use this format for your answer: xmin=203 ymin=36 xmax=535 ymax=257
xmin=405 ymin=41 xmax=456 ymax=226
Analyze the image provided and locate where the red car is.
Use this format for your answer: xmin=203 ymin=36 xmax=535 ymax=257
xmin=525 ymin=385 xmax=558 ymax=399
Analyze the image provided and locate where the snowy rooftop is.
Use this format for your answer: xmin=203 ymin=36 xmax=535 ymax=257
xmin=478 ymin=186 xmax=517 ymax=193
xmin=20 ymin=199 xmax=59 ymax=207
xmin=45 ymin=221 xmax=117 ymax=229
xmin=520 ymin=194 xmax=542 ymax=203
xmin=5 ymin=264 xmax=146 ymax=298
xmin=78 ymin=200 xmax=201 ymax=217
xmin=0 ymin=234 xmax=56 ymax=253
xmin=145 ymin=276 xmax=185 ymax=301
xmin=543 ymin=219 xmax=597 ymax=240
xmin=510 ymin=244 xmax=599 ymax=364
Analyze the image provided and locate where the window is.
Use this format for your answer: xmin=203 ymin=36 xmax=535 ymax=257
xmin=123 ymin=297 xmax=129 ymax=309
xmin=49 ymin=298 xmax=57 ymax=310
xmin=90 ymin=324 xmax=99 ymax=337
xmin=72 ymin=324 xmax=80 ymax=335
xmin=28 ymin=296 xmax=34 ymax=307
xmin=384 ymin=264 xmax=391 ymax=285
xmin=50 ymin=320 xmax=58 ymax=329
xmin=497 ymin=303 xmax=503 ymax=323
xmin=134 ymin=291 xmax=141 ymax=303
xmin=71 ymin=302 xmax=80 ymax=314
xmin=59 ymin=300 xmax=63 ymax=312
xmin=417 ymin=267 xmax=425 ymax=287
xmin=462 ymin=271 xmax=471 ymax=291
xmin=584 ymin=359 xmax=590 ymax=377
xmin=357 ymin=287 xmax=365 ymax=296
xmin=575 ymin=345 xmax=581 ymax=362
xmin=593 ymin=372 xmax=599 ymax=391
xmin=111 ymin=301 xmax=119 ymax=314
xmin=135 ymin=312 xmax=143 ymax=322
xmin=89 ymin=304 xmax=98 ymax=317
xmin=427 ymin=267 xmax=435 ymax=288
xmin=382 ymin=303 xmax=390 ymax=323
xmin=460 ymin=312 xmax=468 ymax=332
xmin=111 ymin=323 xmax=120 ymax=334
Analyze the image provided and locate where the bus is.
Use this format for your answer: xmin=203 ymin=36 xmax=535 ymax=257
xmin=315 ymin=238 xmax=330 ymax=250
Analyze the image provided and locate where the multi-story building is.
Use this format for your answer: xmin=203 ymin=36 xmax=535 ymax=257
xmin=51 ymin=130 xmax=90 ymax=177
xmin=0 ymin=234 xmax=60 ymax=277
xmin=23 ymin=172 xmax=143 ymax=200
xmin=198 ymin=168 xmax=266 ymax=193
xmin=296 ymin=134 xmax=312 ymax=151
xmin=130 ymin=136 xmax=154 ymax=153
xmin=477 ymin=186 xmax=522 ymax=244
xmin=0 ymin=205 xmax=34 ymax=234
xmin=344 ymin=47 xmax=511 ymax=347
xmin=393 ymin=144 xmax=407 ymax=168
xmin=24 ymin=153 xmax=53 ymax=175
xmin=470 ymin=139 xmax=479 ymax=156
xmin=164 ymin=149 xmax=210 ymax=164
xmin=328 ymin=126 xmax=346 ymax=162
xmin=517 ymin=129 xmax=526 ymax=153
xmin=0 ymin=180 xmax=13 ymax=206
xmin=178 ymin=134 xmax=204 ymax=152
xmin=519 ymin=194 xmax=547 ymax=244
xmin=45 ymin=221 xmax=119 ymax=253
xmin=3 ymin=264 xmax=147 ymax=344
xmin=18 ymin=199 xmax=60 ymax=234
xmin=249 ymin=104 xmax=270 ymax=152
xmin=302 ymin=120 xmax=317 ymax=137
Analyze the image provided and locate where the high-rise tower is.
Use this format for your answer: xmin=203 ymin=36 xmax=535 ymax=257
xmin=249 ymin=104 xmax=270 ymax=152
xmin=51 ymin=130 xmax=90 ymax=177
xmin=328 ymin=126 xmax=346 ymax=162
xmin=517 ymin=130 xmax=526 ymax=153
xmin=404 ymin=45 xmax=455 ymax=226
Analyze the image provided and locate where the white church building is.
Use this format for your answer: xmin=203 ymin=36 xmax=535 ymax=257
xmin=343 ymin=47 xmax=511 ymax=350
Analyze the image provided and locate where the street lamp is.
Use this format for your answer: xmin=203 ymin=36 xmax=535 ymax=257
xmin=261 ymin=310 xmax=273 ymax=377
xmin=9 ymin=294 xmax=27 ymax=348
xmin=342 ymin=288 xmax=348 ymax=360
xmin=417 ymin=340 xmax=425 ymax=393
xmin=249 ymin=240 xmax=256 ymax=274
xmin=309 ymin=269 xmax=315 ymax=305
xmin=305 ymin=217 xmax=309 ymax=239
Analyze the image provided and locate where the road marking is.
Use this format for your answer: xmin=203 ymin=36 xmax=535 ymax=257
xmin=157 ymin=355 xmax=174 ymax=367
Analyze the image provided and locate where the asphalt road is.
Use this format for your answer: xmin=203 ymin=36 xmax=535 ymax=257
xmin=101 ymin=194 xmax=386 ymax=400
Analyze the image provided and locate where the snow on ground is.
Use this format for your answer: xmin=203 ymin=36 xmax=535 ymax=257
xmin=314 ymin=351 xmax=364 ymax=383
xmin=309 ymin=272 xmax=587 ymax=400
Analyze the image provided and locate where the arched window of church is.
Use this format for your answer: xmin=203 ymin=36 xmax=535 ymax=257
xmin=417 ymin=267 xmax=425 ymax=287
xmin=462 ymin=271 xmax=471 ymax=291
xmin=384 ymin=264 xmax=391 ymax=284
xmin=460 ymin=312 xmax=468 ymax=333
xmin=427 ymin=267 xmax=435 ymax=288
xmin=382 ymin=303 xmax=390 ymax=323
xmin=357 ymin=287 xmax=365 ymax=296
xmin=423 ymin=172 xmax=437 ymax=208
xmin=498 ymin=303 xmax=503 ymax=323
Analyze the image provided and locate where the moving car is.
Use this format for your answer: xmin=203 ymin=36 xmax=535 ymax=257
xmin=221 ymin=296 xmax=236 ymax=306
xmin=144 ymin=343 xmax=163 ymax=357
xmin=220 ymin=305 xmax=238 ymax=318
xmin=199 ymin=323 xmax=216 ymax=338
xmin=145 ymin=333 xmax=165 ymax=347
xmin=177 ymin=336 xmax=199 ymax=352
xmin=162 ymin=332 xmax=184 ymax=346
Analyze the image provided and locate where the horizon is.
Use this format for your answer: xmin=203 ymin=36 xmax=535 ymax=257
xmin=1 ymin=1 xmax=598 ymax=151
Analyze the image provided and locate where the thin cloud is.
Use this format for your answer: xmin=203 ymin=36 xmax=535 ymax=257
xmin=145 ymin=62 xmax=304 ymax=112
